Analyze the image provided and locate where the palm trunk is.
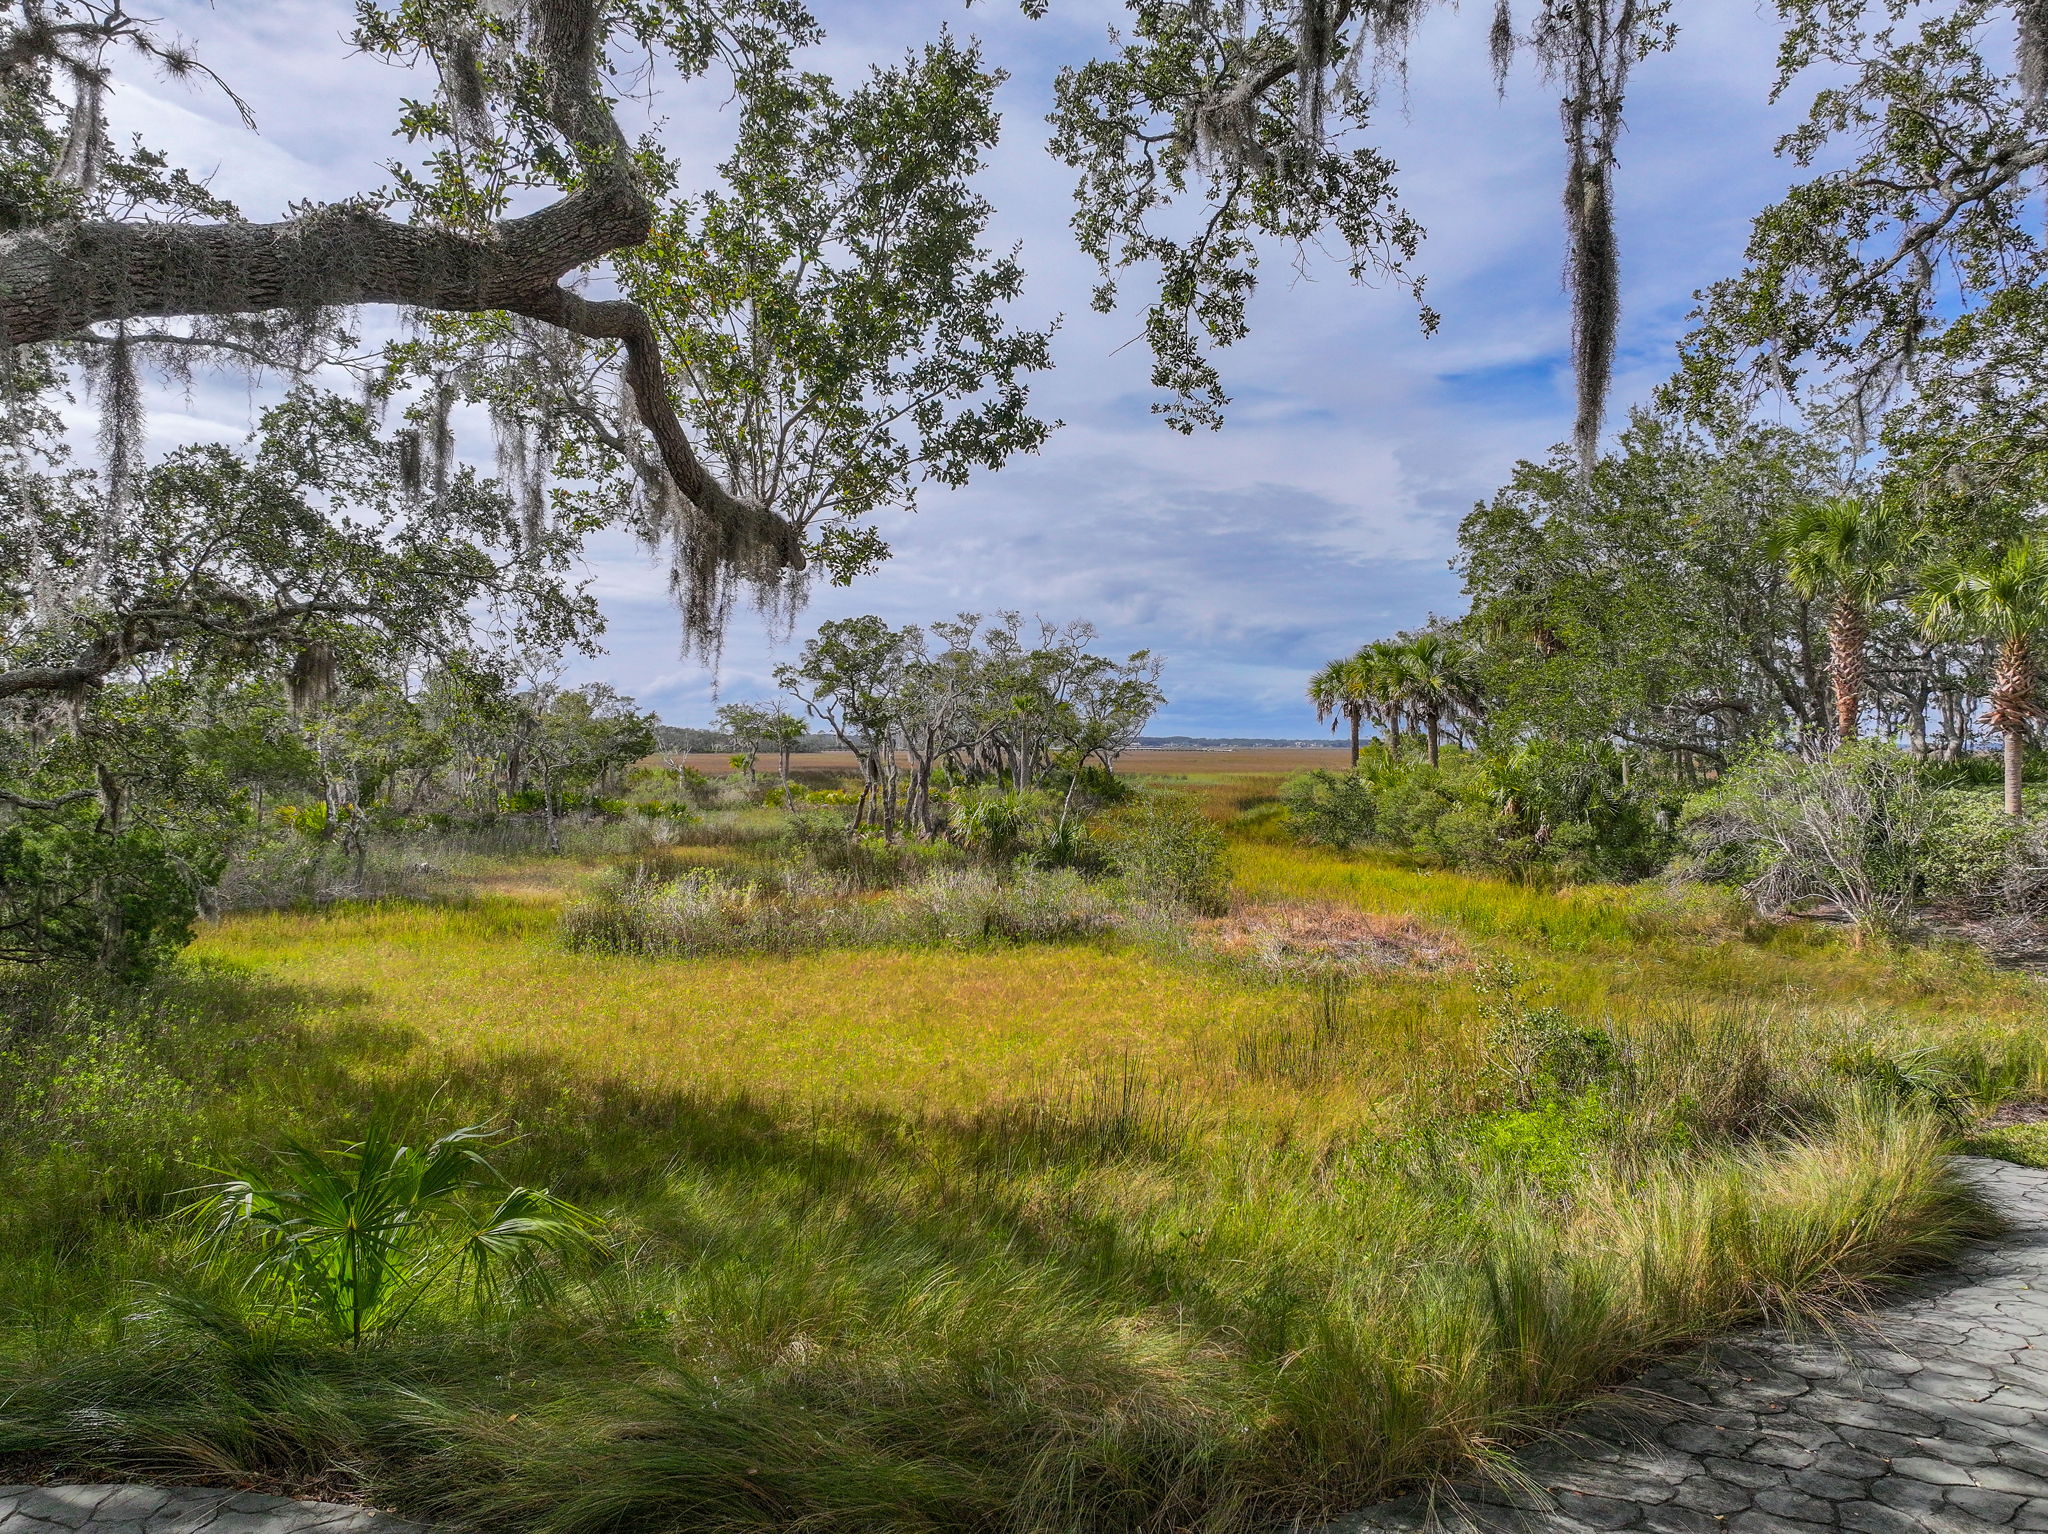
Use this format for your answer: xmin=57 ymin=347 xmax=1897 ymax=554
xmin=1991 ymin=634 xmax=2033 ymax=818
xmin=1426 ymin=712 xmax=1441 ymax=768
xmin=1828 ymin=595 xmax=1867 ymax=745
xmin=1347 ymin=711 xmax=1361 ymax=769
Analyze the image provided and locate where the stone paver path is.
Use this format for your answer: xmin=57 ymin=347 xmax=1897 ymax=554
xmin=1338 ymin=1156 xmax=2048 ymax=1532
xmin=0 ymin=1487 xmax=428 ymax=1534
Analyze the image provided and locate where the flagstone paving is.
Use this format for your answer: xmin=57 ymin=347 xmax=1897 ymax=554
xmin=1336 ymin=1155 xmax=2048 ymax=1533
xmin=0 ymin=1488 xmax=428 ymax=1534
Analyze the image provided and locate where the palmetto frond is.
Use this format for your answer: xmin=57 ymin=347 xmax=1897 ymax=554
xmin=189 ymin=1122 xmax=597 ymax=1345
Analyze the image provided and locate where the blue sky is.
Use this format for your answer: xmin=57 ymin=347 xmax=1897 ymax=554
xmin=113 ymin=1 xmax=1808 ymax=736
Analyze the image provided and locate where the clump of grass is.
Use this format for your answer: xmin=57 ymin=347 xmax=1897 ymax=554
xmin=562 ymin=864 xmax=1132 ymax=957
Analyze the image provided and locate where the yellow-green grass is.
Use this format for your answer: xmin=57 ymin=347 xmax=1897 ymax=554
xmin=191 ymin=831 xmax=2042 ymax=1142
xmin=196 ymin=900 xmax=1300 ymax=1115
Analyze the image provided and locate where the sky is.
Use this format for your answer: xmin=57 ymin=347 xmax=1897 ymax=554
xmin=105 ymin=0 xmax=1814 ymax=737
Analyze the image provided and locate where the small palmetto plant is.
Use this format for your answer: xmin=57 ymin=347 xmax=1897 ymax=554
xmin=189 ymin=1123 xmax=598 ymax=1346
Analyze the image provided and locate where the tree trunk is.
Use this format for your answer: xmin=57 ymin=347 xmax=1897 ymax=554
xmin=1426 ymin=713 xmax=1441 ymax=768
xmin=1990 ymin=634 xmax=2034 ymax=819
xmin=1347 ymin=712 xmax=1361 ymax=769
xmin=1828 ymin=595 xmax=1867 ymax=745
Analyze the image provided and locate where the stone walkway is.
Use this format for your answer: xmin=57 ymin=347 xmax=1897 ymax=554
xmin=1338 ymin=1156 xmax=2048 ymax=1533
xmin=0 ymin=1488 xmax=428 ymax=1534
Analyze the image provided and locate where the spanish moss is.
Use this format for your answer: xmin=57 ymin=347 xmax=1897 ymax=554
xmin=1534 ymin=0 xmax=1668 ymax=466
xmin=2021 ymin=0 xmax=2048 ymax=103
xmin=1490 ymin=0 xmax=1514 ymax=94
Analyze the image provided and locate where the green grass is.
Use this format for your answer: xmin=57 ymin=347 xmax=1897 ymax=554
xmin=0 ymin=813 xmax=2041 ymax=1532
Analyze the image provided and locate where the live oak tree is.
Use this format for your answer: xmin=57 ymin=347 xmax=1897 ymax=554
xmin=0 ymin=0 xmax=1052 ymax=648
xmin=1678 ymin=0 xmax=2048 ymax=441
xmin=0 ymin=391 xmax=585 ymax=969
xmin=777 ymin=613 xmax=1163 ymax=840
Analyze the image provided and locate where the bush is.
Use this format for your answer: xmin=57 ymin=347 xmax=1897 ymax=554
xmin=1280 ymin=770 xmax=1377 ymax=849
xmin=1087 ymin=792 xmax=1231 ymax=914
xmin=1680 ymin=743 xmax=1941 ymax=936
xmin=1278 ymin=745 xmax=1678 ymax=882
xmin=0 ymin=817 xmax=215 ymax=977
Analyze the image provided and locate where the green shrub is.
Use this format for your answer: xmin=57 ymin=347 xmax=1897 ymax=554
xmin=1681 ymin=743 xmax=1941 ymax=936
xmin=1087 ymin=792 xmax=1231 ymax=914
xmin=1280 ymin=770 xmax=1377 ymax=849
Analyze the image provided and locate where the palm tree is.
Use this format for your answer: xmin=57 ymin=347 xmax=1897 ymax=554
xmin=1309 ymin=654 xmax=1374 ymax=767
xmin=1916 ymin=538 xmax=2048 ymax=817
xmin=1768 ymin=496 xmax=1912 ymax=745
xmin=1393 ymin=630 xmax=1481 ymax=768
xmin=1359 ymin=640 xmax=1411 ymax=761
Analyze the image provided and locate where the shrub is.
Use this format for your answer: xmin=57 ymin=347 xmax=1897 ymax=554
xmin=899 ymin=867 xmax=1126 ymax=944
xmin=562 ymin=863 xmax=1127 ymax=956
xmin=1280 ymin=770 xmax=1377 ymax=849
xmin=1087 ymin=792 xmax=1231 ymax=914
xmin=952 ymin=787 xmax=1046 ymax=858
xmin=1680 ymin=742 xmax=1941 ymax=936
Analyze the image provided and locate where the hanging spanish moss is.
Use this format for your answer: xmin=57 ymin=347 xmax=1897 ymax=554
xmin=1490 ymin=0 xmax=1515 ymax=94
xmin=394 ymin=428 xmax=425 ymax=493
xmin=624 ymin=446 xmax=809 ymax=664
xmin=285 ymin=641 xmax=338 ymax=714
xmin=491 ymin=409 xmax=554 ymax=546
xmin=85 ymin=322 xmax=143 ymax=515
xmin=426 ymin=384 xmax=455 ymax=496
xmin=2020 ymin=0 xmax=2048 ymax=103
xmin=54 ymin=59 xmax=106 ymax=193
xmin=1534 ymin=0 xmax=1666 ymax=466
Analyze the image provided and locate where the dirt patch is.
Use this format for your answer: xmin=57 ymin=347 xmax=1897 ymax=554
xmin=1194 ymin=902 xmax=1463 ymax=980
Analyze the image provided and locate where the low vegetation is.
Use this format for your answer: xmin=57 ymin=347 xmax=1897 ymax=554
xmin=2 ymin=767 xmax=2043 ymax=1533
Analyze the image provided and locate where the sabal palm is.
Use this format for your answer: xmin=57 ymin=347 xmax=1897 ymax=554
xmin=1358 ymin=640 xmax=1412 ymax=761
xmin=1916 ymin=538 xmax=2048 ymax=818
xmin=194 ymin=1123 xmax=597 ymax=1345
xmin=1769 ymin=496 xmax=1911 ymax=744
xmin=1308 ymin=654 xmax=1375 ymax=767
xmin=1394 ymin=631 xmax=1480 ymax=768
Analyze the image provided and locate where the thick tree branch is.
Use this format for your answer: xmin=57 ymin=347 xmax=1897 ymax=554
xmin=0 ymin=787 xmax=97 ymax=811
xmin=0 ymin=0 xmax=803 ymax=580
xmin=0 ymin=596 xmax=378 ymax=701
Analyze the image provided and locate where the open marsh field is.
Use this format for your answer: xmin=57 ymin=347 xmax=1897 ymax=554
xmin=4 ymin=790 xmax=2046 ymax=1534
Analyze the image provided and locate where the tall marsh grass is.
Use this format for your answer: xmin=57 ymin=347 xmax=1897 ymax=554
xmin=0 ymin=955 xmax=2027 ymax=1534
